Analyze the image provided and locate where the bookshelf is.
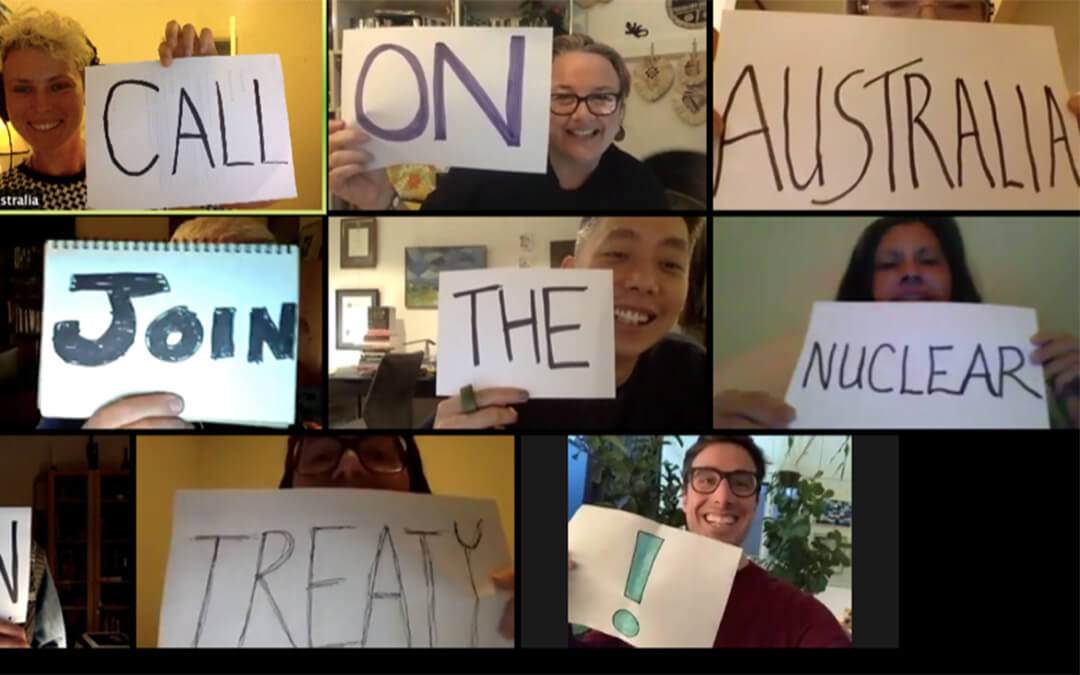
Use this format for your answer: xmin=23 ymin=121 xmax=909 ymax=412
xmin=33 ymin=467 xmax=134 ymax=642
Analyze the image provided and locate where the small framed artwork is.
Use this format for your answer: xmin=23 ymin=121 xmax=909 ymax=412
xmin=340 ymin=218 xmax=377 ymax=268
xmin=336 ymin=289 xmax=380 ymax=350
xmin=405 ymin=246 xmax=487 ymax=308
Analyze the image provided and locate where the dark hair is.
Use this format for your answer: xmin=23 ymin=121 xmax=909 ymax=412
xmin=681 ymin=435 xmax=767 ymax=500
xmin=279 ymin=435 xmax=432 ymax=494
xmin=834 ymin=215 xmax=983 ymax=303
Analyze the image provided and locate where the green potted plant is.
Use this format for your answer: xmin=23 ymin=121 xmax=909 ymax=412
xmin=570 ymin=435 xmax=685 ymax=527
xmin=761 ymin=470 xmax=851 ymax=594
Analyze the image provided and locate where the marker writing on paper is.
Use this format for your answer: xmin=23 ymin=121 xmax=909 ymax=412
xmin=612 ymin=531 xmax=664 ymax=638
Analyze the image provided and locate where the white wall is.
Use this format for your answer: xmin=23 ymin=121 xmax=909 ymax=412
xmin=576 ymin=0 xmax=708 ymax=159
xmin=713 ymin=216 xmax=1080 ymax=366
xmin=328 ymin=216 xmax=579 ymax=371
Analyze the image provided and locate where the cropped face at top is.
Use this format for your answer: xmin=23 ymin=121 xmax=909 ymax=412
xmin=2 ymin=47 xmax=85 ymax=154
xmin=682 ymin=443 xmax=759 ymax=548
xmin=570 ymin=217 xmax=691 ymax=363
xmin=290 ymin=436 xmax=411 ymax=491
xmin=871 ymin=222 xmax=953 ymax=302
xmin=548 ymin=51 xmax=624 ymax=166
xmin=862 ymin=0 xmax=990 ymax=21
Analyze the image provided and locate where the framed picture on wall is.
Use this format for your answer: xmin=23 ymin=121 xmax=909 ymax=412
xmin=340 ymin=219 xmax=377 ymax=268
xmin=336 ymin=289 xmax=380 ymax=350
xmin=404 ymin=246 xmax=487 ymax=309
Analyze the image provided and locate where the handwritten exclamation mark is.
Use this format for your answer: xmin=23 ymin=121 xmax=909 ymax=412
xmin=612 ymin=530 xmax=664 ymax=638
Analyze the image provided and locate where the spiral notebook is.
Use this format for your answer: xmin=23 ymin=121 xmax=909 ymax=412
xmin=38 ymin=240 xmax=299 ymax=427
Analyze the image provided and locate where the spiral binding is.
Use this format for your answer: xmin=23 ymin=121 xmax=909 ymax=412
xmin=47 ymin=240 xmax=294 ymax=254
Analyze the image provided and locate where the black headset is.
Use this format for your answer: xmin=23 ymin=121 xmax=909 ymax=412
xmin=0 ymin=35 xmax=100 ymax=123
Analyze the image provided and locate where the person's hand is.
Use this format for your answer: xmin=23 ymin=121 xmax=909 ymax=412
xmin=83 ymin=393 xmax=194 ymax=430
xmin=568 ymin=553 xmax=575 ymax=571
xmin=328 ymin=119 xmax=396 ymax=209
xmin=1031 ymin=331 xmax=1079 ymax=427
xmin=714 ymin=110 xmax=723 ymax=144
xmin=433 ymin=387 xmax=528 ymax=429
xmin=714 ymin=390 xmax=795 ymax=428
xmin=0 ymin=619 xmax=29 ymax=648
xmin=491 ymin=566 xmax=514 ymax=641
xmin=1069 ymin=92 xmax=1080 ymax=131
xmin=159 ymin=21 xmax=217 ymax=66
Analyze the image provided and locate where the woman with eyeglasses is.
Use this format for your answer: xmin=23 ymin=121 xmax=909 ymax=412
xmin=328 ymin=34 xmax=670 ymax=211
xmin=713 ymin=216 xmax=1079 ymax=429
xmin=281 ymin=435 xmax=515 ymax=643
xmin=713 ymin=0 xmax=1080 ymax=147
xmin=570 ymin=436 xmax=851 ymax=648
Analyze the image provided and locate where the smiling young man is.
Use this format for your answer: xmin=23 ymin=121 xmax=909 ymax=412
xmin=432 ymin=216 xmax=710 ymax=429
xmin=571 ymin=436 xmax=851 ymax=648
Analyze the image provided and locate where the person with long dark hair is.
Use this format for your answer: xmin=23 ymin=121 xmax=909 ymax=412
xmin=279 ymin=435 xmax=514 ymax=642
xmin=714 ymin=216 xmax=1079 ymax=428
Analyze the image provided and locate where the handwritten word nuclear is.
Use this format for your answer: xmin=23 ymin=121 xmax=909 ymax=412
xmin=52 ymin=273 xmax=296 ymax=366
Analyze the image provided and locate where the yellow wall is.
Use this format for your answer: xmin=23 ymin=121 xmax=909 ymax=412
xmin=135 ymin=435 xmax=515 ymax=647
xmin=23 ymin=0 xmax=323 ymax=210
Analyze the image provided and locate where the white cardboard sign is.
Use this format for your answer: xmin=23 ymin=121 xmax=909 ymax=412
xmin=158 ymin=489 xmax=513 ymax=648
xmin=785 ymin=302 xmax=1050 ymax=428
xmin=436 ymin=268 xmax=615 ymax=399
xmin=0 ymin=508 xmax=31 ymax=624
xmin=568 ymin=505 xmax=741 ymax=648
xmin=713 ymin=11 xmax=1080 ymax=210
xmin=342 ymin=27 xmax=552 ymax=173
xmin=37 ymin=241 xmax=298 ymax=427
xmin=86 ymin=55 xmax=297 ymax=209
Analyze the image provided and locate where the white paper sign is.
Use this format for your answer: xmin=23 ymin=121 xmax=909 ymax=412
xmin=158 ymin=489 xmax=513 ymax=648
xmin=436 ymin=268 xmax=615 ymax=399
xmin=85 ymin=55 xmax=297 ymax=209
xmin=713 ymin=11 xmax=1080 ymax=210
xmin=342 ymin=27 xmax=552 ymax=173
xmin=0 ymin=508 xmax=31 ymax=624
xmin=568 ymin=505 xmax=741 ymax=648
xmin=785 ymin=302 xmax=1050 ymax=428
xmin=38 ymin=241 xmax=298 ymax=427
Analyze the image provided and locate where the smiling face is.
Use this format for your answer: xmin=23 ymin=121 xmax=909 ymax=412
xmin=871 ymin=222 xmax=953 ymax=302
xmin=2 ymin=47 xmax=85 ymax=155
xmin=682 ymin=442 xmax=759 ymax=548
xmin=548 ymin=51 xmax=624 ymax=167
xmin=565 ymin=217 xmax=691 ymax=364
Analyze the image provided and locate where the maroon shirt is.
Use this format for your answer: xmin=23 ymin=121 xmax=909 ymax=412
xmin=571 ymin=562 xmax=852 ymax=648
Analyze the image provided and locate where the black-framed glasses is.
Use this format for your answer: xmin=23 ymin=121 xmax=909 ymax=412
xmin=550 ymin=92 xmax=621 ymax=116
xmin=687 ymin=468 xmax=759 ymax=497
xmin=860 ymin=0 xmax=990 ymax=20
xmin=295 ymin=436 xmax=406 ymax=476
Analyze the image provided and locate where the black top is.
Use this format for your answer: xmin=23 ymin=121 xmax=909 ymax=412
xmin=423 ymin=334 xmax=710 ymax=430
xmin=420 ymin=145 xmax=670 ymax=211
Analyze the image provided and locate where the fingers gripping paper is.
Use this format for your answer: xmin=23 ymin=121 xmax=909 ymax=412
xmin=568 ymin=505 xmax=741 ymax=648
xmin=342 ymin=27 xmax=552 ymax=173
xmin=784 ymin=302 xmax=1050 ymax=428
xmin=713 ymin=11 xmax=1080 ymax=210
xmin=85 ymin=55 xmax=297 ymax=209
xmin=37 ymin=241 xmax=299 ymax=427
xmin=158 ymin=489 xmax=513 ymax=648
xmin=436 ymin=269 xmax=615 ymax=398
xmin=0 ymin=508 xmax=31 ymax=624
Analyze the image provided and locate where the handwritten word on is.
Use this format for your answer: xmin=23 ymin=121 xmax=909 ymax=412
xmin=568 ymin=505 xmax=741 ymax=648
xmin=436 ymin=269 xmax=615 ymax=399
xmin=38 ymin=242 xmax=299 ymax=427
xmin=0 ymin=508 xmax=30 ymax=624
xmin=785 ymin=302 xmax=1050 ymax=428
xmin=158 ymin=489 xmax=513 ymax=648
xmin=86 ymin=55 xmax=297 ymax=209
xmin=713 ymin=11 xmax=1080 ymax=210
xmin=342 ymin=27 xmax=552 ymax=173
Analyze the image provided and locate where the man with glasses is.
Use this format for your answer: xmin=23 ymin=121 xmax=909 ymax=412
xmin=280 ymin=435 xmax=515 ymax=642
xmin=570 ymin=436 xmax=850 ymax=647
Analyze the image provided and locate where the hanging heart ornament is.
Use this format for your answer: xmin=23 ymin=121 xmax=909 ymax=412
xmin=632 ymin=45 xmax=674 ymax=102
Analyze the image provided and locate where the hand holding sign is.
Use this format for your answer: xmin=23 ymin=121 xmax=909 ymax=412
xmin=712 ymin=390 xmax=795 ymax=429
xmin=327 ymin=119 xmax=395 ymax=210
xmin=83 ymin=392 xmax=193 ymax=430
xmin=568 ymin=505 xmax=741 ymax=648
xmin=158 ymin=21 xmax=218 ymax=66
xmin=1030 ymin=331 xmax=1080 ymax=427
xmin=433 ymin=387 xmax=529 ymax=430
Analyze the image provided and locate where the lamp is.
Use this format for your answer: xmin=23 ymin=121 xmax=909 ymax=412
xmin=1 ymin=122 xmax=30 ymax=173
